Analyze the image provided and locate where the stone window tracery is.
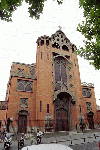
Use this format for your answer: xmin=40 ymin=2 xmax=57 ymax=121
xmin=18 ymin=82 xmax=24 ymax=91
xmin=54 ymin=57 xmax=67 ymax=83
xmin=30 ymin=66 xmax=35 ymax=75
xmin=82 ymin=88 xmax=91 ymax=98
xmin=20 ymin=98 xmax=28 ymax=107
xmin=25 ymin=84 xmax=32 ymax=91
xmin=17 ymin=79 xmax=33 ymax=92
xmin=86 ymin=102 xmax=91 ymax=110
xmin=68 ymin=66 xmax=71 ymax=71
xmin=69 ymin=75 xmax=72 ymax=79
xmin=18 ymin=68 xmax=24 ymax=75
xmin=52 ymin=31 xmax=70 ymax=51
xmin=70 ymin=84 xmax=73 ymax=88
xmin=0 ymin=101 xmax=7 ymax=110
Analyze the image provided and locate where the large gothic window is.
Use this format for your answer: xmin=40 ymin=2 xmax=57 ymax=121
xmin=54 ymin=57 xmax=67 ymax=83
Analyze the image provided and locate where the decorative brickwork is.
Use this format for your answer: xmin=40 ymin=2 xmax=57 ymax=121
xmin=0 ymin=29 xmax=97 ymax=133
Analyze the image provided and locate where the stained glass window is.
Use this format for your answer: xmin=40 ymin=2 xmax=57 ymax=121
xmin=54 ymin=57 xmax=67 ymax=83
xmin=55 ymin=62 xmax=60 ymax=81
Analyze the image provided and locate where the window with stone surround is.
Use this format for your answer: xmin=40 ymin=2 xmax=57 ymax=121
xmin=82 ymin=88 xmax=91 ymax=98
xmin=20 ymin=98 xmax=28 ymax=108
xmin=54 ymin=56 xmax=67 ymax=82
xmin=17 ymin=79 xmax=33 ymax=92
xmin=86 ymin=102 xmax=91 ymax=110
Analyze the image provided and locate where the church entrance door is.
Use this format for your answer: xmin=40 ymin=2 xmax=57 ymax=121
xmin=54 ymin=92 xmax=71 ymax=131
xmin=18 ymin=115 xmax=27 ymax=133
xmin=56 ymin=108 xmax=68 ymax=131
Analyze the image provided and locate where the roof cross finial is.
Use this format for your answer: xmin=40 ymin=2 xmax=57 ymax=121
xmin=58 ymin=26 xmax=62 ymax=30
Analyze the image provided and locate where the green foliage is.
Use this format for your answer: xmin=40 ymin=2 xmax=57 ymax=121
xmin=0 ymin=0 xmax=63 ymax=21
xmin=77 ymin=0 xmax=100 ymax=69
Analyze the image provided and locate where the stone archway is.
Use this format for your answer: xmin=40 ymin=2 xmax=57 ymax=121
xmin=54 ymin=92 xmax=71 ymax=131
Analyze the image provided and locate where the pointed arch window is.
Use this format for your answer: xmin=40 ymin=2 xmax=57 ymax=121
xmin=18 ymin=83 xmax=24 ymax=91
xmin=54 ymin=57 xmax=67 ymax=83
xmin=25 ymin=84 xmax=32 ymax=91
xmin=17 ymin=79 xmax=33 ymax=92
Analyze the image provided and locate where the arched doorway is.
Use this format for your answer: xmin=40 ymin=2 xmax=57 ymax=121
xmin=87 ymin=111 xmax=94 ymax=129
xmin=54 ymin=92 xmax=71 ymax=131
xmin=56 ymin=108 xmax=68 ymax=131
xmin=18 ymin=109 xmax=29 ymax=133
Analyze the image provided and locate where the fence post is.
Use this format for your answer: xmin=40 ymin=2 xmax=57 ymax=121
xmin=70 ymin=135 xmax=72 ymax=144
xmin=83 ymin=133 xmax=85 ymax=142
xmin=94 ymin=133 xmax=96 ymax=139
xmin=18 ymin=140 xmax=20 ymax=150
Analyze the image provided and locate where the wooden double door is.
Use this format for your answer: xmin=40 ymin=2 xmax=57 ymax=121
xmin=87 ymin=115 xmax=94 ymax=129
xmin=18 ymin=115 xmax=27 ymax=133
xmin=56 ymin=108 xmax=68 ymax=131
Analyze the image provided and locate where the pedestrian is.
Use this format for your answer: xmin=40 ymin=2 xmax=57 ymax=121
xmin=7 ymin=118 xmax=10 ymax=133
xmin=2 ymin=125 xmax=6 ymax=141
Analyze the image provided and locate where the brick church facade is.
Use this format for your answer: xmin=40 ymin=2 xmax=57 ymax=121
xmin=0 ymin=29 xmax=98 ymax=133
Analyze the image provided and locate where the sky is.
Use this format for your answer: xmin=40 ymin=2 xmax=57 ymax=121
xmin=0 ymin=0 xmax=100 ymax=106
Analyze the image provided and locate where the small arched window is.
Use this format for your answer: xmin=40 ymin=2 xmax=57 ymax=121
xmin=62 ymin=45 xmax=69 ymax=51
xmin=25 ymin=84 xmax=32 ymax=91
xmin=18 ymin=83 xmax=24 ymax=91
xmin=41 ymin=40 xmax=44 ymax=46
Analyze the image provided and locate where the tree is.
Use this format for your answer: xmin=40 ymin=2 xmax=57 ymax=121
xmin=0 ymin=0 xmax=62 ymax=22
xmin=77 ymin=0 xmax=100 ymax=69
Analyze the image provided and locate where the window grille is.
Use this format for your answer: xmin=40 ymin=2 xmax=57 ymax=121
xmin=82 ymin=88 xmax=91 ymax=98
xmin=20 ymin=98 xmax=28 ymax=107
xmin=86 ymin=102 xmax=91 ymax=110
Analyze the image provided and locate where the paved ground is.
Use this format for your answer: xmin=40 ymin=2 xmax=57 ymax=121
xmin=0 ymin=131 xmax=100 ymax=150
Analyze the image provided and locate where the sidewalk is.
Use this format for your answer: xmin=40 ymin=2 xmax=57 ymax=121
xmin=1 ymin=131 xmax=100 ymax=146
xmin=23 ymin=131 xmax=100 ymax=146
